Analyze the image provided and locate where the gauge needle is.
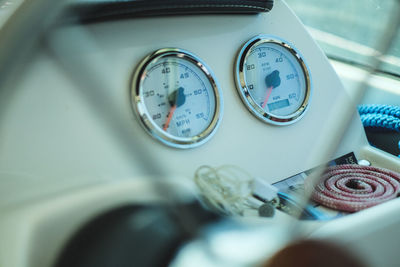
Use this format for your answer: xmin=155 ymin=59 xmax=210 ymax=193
xmin=163 ymin=87 xmax=186 ymax=131
xmin=263 ymin=70 xmax=281 ymax=109
xmin=163 ymin=105 xmax=176 ymax=131
xmin=262 ymin=86 xmax=273 ymax=109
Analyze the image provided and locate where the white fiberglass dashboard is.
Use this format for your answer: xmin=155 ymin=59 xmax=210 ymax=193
xmin=0 ymin=1 xmax=400 ymax=267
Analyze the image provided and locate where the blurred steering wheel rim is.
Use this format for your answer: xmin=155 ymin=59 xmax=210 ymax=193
xmin=0 ymin=1 xmax=65 ymax=87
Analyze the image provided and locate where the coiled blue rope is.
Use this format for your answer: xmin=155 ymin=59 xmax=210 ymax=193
xmin=358 ymin=104 xmax=400 ymax=157
xmin=358 ymin=104 xmax=400 ymax=132
xmin=358 ymin=104 xmax=400 ymax=119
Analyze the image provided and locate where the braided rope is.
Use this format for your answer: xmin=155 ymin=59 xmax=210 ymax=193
xmin=358 ymin=104 xmax=400 ymax=157
xmin=358 ymin=104 xmax=400 ymax=132
xmin=308 ymin=164 xmax=400 ymax=212
xmin=358 ymin=104 xmax=400 ymax=119
xmin=359 ymin=113 xmax=400 ymax=132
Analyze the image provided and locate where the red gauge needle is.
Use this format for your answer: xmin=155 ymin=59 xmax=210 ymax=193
xmin=163 ymin=105 xmax=177 ymax=131
xmin=163 ymin=86 xmax=186 ymax=131
xmin=262 ymin=86 xmax=273 ymax=109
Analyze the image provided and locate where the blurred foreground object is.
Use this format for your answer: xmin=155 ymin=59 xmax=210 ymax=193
xmin=265 ymin=239 xmax=365 ymax=267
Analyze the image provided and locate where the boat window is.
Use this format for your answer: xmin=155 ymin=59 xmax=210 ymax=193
xmin=286 ymin=0 xmax=400 ymax=77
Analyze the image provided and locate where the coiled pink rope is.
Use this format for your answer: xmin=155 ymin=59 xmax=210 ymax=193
xmin=309 ymin=164 xmax=400 ymax=212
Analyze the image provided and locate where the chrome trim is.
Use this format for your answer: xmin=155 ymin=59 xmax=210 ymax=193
xmin=235 ymin=35 xmax=312 ymax=125
xmin=131 ymin=48 xmax=223 ymax=149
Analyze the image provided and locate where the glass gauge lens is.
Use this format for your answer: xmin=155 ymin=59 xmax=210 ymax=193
xmin=235 ymin=35 xmax=312 ymax=125
xmin=131 ymin=48 xmax=222 ymax=148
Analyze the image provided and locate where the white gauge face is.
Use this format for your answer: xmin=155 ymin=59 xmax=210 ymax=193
xmin=132 ymin=49 xmax=222 ymax=148
xmin=236 ymin=36 xmax=312 ymax=125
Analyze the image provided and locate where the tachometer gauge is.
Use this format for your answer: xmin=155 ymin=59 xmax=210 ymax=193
xmin=131 ymin=48 xmax=223 ymax=148
xmin=235 ymin=35 xmax=312 ymax=125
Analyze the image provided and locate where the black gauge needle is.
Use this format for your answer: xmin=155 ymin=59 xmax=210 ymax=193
xmin=262 ymin=70 xmax=281 ymax=109
xmin=163 ymin=87 xmax=186 ymax=131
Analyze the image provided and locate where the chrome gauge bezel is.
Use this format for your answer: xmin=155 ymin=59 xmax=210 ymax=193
xmin=235 ymin=35 xmax=312 ymax=125
xmin=131 ymin=48 xmax=223 ymax=149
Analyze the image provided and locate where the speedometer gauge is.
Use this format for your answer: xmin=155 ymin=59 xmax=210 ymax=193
xmin=235 ymin=35 xmax=312 ymax=125
xmin=131 ymin=48 xmax=223 ymax=148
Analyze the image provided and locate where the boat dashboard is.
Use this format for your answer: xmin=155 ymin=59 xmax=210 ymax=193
xmin=0 ymin=1 xmax=400 ymax=266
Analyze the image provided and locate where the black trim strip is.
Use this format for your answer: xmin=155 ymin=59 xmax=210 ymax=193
xmin=67 ymin=0 xmax=274 ymax=23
